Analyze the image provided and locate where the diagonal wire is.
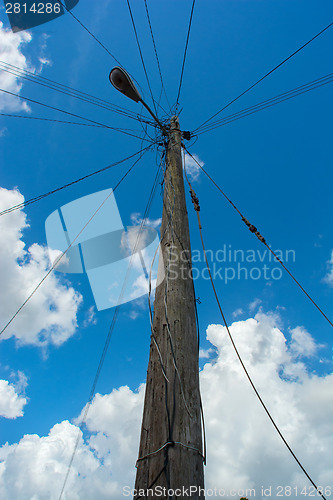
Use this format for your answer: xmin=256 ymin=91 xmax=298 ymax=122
xmin=175 ymin=0 xmax=196 ymax=110
xmin=183 ymin=147 xmax=333 ymax=329
xmin=184 ymin=165 xmax=327 ymax=500
xmin=194 ymin=20 xmax=333 ymax=132
xmin=0 ymin=146 xmax=152 ymax=217
xmin=143 ymin=0 xmax=172 ymax=114
xmin=0 ymin=113 xmax=106 ymax=128
xmin=58 ymin=1 xmax=122 ymax=65
xmin=58 ymin=151 xmax=161 ymax=500
xmin=0 ymin=61 xmax=152 ymax=124
xmin=0 ymin=87 xmax=153 ymax=141
xmin=0 ymin=150 xmax=151 ymax=339
xmin=126 ymin=0 xmax=159 ymax=117
xmin=194 ymin=73 xmax=333 ymax=134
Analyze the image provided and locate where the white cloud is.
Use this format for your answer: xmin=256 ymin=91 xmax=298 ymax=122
xmin=130 ymin=212 xmax=162 ymax=229
xmin=183 ymin=152 xmax=204 ymax=182
xmin=248 ymin=298 xmax=262 ymax=312
xmin=0 ymin=21 xmax=32 ymax=112
xmin=201 ymin=312 xmax=332 ymax=493
xmin=0 ymin=187 xmax=82 ymax=347
xmin=83 ymin=306 xmax=97 ymax=328
xmin=323 ymin=250 xmax=333 ymax=287
xmin=232 ymin=307 xmax=244 ymax=318
xmin=289 ymin=326 xmax=317 ymax=358
xmin=0 ymin=312 xmax=332 ymax=498
xmin=0 ymin=387 xmax=145 ymax=499
xmin=0 ymin=376 xmax=27 ymax=419
xmin=199 ymin=347 xmax=215 ymax=359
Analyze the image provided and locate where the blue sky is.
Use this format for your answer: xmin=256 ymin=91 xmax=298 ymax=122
xmin=0 ymin=1 xmax=332 ymax=499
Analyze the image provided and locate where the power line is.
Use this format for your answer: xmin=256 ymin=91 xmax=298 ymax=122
xmin=175 ymin=0 xmax=196 ymax=110
xmin=0 ymin=87 xmax=152 ymax=141
xmin=0 ymin=112 xmax=107 ymax=128
xmin=194 ymin=21 xmax=333 ymax=132
xmin=58 ymin=1 xmax=122 ymax=66
xmin=126 ymin=0 xmax=159 ymax=117
xmin=56 ymin=1 xmax=151 ymax=119
xmin=0 ymin=61 xmax=153 ymax=124
xmin=58 ymin=152 xmax=162 ymax=500
xmin=0 ymin=146 xmax=153 ymax=217
xmin=184 ymin=167 xmax=327 ymax=500
xmin=194 ymin=73 xmax=333 ymax=134
xmin=143 ymin=0 xmax=172 ymax=114
xmin=183 ymin=147 xmax=333 ymax=329
xmin=0 ymin=149 xmax=151 ymax=340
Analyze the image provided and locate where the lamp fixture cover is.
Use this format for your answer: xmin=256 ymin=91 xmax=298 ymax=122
xmin=109 ymin=67 xmax=141 ymax=103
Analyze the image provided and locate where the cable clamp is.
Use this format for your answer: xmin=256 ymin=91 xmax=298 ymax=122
xmin=242 ymin=217 xmax=266 ymax=244
xmin=182 ymin=131 xmax=192 ymax=140
xmin=136 ymin=440 xmax=205 ymax=468
xmin=190 ymin=188 xmax=200 ymax=212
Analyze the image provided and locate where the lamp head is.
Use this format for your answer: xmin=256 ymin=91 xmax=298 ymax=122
xmin=109 ymin=67 xmax=141 ymax=103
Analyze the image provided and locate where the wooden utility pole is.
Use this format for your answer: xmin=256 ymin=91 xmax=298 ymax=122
xmin=134 ymin=116 xmax=205 ymax=498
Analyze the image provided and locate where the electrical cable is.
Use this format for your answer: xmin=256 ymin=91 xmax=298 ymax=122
xmin=126 ymin=0 xmax=160 ymax=117
xmin=0 ymin=61 xmax=153 ymax=124
xmin=0 ymin=149 xmax=151 ymax=340
xmin=194 ymin=21 xmax=333 ymax=133
xmin=143 ymin=0 xmax=172 ymax=115
xmin=175 ymin=0 xmax=196 ymax=110
xmin=0 ymin=146 xmax=153 ymax=217
xmin=195 ymin=73 xmax=333 ymax=134
xmin=183 ymin=164 xmax=327 ymax=500
xmin=58 ymin=1 xmax=122 ymax=66
xmin=183 ymin=147 xmax=333 ymax=329
xmin=59 ymin=148 xmax=162 ymax=500
xmin=0 ymin=112 xmax=106 ymax=127
xmin=0 ymin=87 xmax=153 ymax=141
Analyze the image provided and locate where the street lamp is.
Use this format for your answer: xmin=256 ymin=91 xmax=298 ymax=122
xmin=109 ymin=67 xmax=165 ymax=132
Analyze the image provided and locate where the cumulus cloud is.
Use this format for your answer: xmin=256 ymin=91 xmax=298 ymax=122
xmin=201 ymin=312 xmax=332 ymax=494
xmin=0 ymin=187 xmax=82 ymax=347
xmin=0 ymin=312 xmax=332 ymax=499
xmin=130 ymin=212 xmax=162 ymax=229
xmin=83 ymin=306 xmax=97 ymax=328
xmin=248 ymin=298 xmax=262 ymax=312
xmin=199 ymin=347 xmax=215 ymax=359
xmin=232 ymin=307 xmax=244 ymax=318
xmin=0 ymin=21 xmax=32 ymax=112
xmin=0 ymin=23 xmax=51 ymax=114
xmin=289 ymin=326 xmax=317 ymax=358
xmin=0 ymin=376 xmax=27 ymax=419
xmin=183 ymin=151 xmax=204 ymax=182
xmin=0 ymin=387 xmax=145 ymax=499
